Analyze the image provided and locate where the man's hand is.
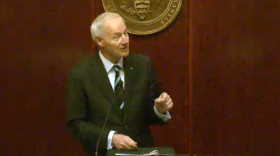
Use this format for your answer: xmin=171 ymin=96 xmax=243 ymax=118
xmin=112 ymin=134 xmax=137 ymax=151
xmin=155 ymin=92 xmax=173 ymax=114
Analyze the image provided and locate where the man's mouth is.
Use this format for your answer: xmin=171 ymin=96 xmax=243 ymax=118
xmin=120 ymin=45 xmax=128 ymax=51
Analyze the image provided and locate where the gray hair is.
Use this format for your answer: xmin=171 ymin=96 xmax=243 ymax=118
xmin=90 ymin=12 xmax=124 ymax=42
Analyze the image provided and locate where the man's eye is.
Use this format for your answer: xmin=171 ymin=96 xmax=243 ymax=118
xmin=113 ymin=36 xmax=120 ymax=39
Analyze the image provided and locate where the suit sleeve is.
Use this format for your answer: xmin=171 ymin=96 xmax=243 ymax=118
xmin=146 ymin=58 xmax=167 ymax=125
xmin=65 ymin=68 xmax=110 ymax=152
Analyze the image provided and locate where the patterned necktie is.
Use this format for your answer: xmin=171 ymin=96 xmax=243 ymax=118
xmin=113 ymin=65 xmax=125 ymax=109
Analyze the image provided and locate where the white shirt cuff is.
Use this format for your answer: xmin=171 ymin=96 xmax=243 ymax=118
xmin=107 ymin=130 xmax=116 ymax=150
xmin=154 ymin=105 xmax=171 ymax=122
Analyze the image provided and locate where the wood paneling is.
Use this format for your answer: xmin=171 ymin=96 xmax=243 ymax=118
xmin=0 ymin=0 xmax=93 ymax=155
xmin=1 ymin=0 xmax=280 ymax=155
xmin=190 ymin=0 xmax=280 ymax=155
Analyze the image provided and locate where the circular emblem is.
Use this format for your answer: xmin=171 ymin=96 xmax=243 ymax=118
xmin=102 ymin=0 xmax=182 ymax=35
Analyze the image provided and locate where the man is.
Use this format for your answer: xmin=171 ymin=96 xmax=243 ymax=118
xmin=65 ymin=12 xmax=173 ymax=156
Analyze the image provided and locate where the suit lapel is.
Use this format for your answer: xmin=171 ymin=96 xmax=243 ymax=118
xmin=123 ymin=55 xmax=138 ymax=107
xmin=89 ymin=54 xmax=114 ymax=104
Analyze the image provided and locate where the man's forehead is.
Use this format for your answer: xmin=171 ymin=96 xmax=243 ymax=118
xmin=103 ymin=17 xmax=126 ymax=33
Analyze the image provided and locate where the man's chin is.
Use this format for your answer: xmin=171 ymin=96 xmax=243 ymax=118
xmin=121 ymin=50 xmax=129 ymax=57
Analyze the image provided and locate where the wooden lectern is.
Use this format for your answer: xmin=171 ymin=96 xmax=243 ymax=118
xmin=106 ymin=147 xmax=175 ymax=155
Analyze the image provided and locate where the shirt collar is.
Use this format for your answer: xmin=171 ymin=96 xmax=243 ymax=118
xmin=99 ymin=51 xmax=123 ymax=73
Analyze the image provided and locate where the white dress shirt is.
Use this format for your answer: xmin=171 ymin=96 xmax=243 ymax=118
xmin=98 ymin=51 xmax=171 ymax=149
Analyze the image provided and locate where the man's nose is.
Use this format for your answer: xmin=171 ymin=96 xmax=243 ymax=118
xmin=121 ymin=35 xmax=129 ymax=44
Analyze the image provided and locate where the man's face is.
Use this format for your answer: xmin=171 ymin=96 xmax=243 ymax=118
xmin=98 ymin=17 xmax=129 ymax=63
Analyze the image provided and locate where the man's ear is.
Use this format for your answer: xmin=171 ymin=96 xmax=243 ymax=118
xmin=96 ymin=37 xmax=103 ymax=47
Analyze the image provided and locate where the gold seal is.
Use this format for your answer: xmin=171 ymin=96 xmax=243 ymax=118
xmin=102 ymin=0 xmax=182 ymax=35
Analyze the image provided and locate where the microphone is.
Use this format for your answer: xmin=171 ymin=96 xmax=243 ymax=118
xmin=96 ymin=65 xmax=126 ymax=155
xmin=95 ymin=101 xmax=115 ymax=156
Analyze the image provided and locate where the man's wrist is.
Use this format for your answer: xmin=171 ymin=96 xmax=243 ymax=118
xmin=154 ymin=105 xmax=171 ymax=122
xmin=108 ymin=131 xmax=117 ymax=150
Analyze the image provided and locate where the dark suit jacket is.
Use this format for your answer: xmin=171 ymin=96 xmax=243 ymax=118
xmin=65 ymin=52 xmax=166 ymax=156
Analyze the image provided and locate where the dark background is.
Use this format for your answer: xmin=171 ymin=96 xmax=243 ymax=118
xmin=1 ymin=0 xmax=279 ymax=155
